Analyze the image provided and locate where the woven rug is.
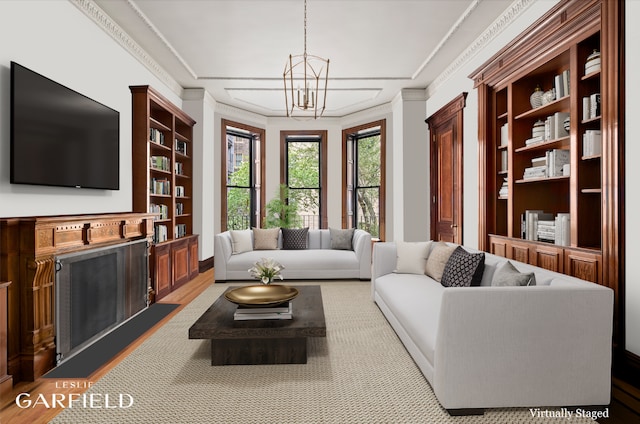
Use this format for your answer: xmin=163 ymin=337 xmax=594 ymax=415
xmin=50 ymin=282 xmax=597 ymax=424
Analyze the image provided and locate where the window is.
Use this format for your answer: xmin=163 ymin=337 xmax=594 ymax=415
xmin=280 ymin=130 xmax=327 ymax=229
xmin=221 ymin=120 xmax=265 ymax=230
xmin=343 ymin=120 xmax=386 ymax=240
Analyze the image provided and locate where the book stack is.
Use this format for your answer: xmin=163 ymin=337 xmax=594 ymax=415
xmin=499 ymin=178 xmax=508 ymax=198
xmin=583 ymin=130 xmax=602 ymax=156
xmin=554 ymin=213 xmax=571 ymax=246
xmin=150 ymin=156 xmax=170 ymax=171
xmin=176 ymin=202 xmax=184 ymax=216
xmin=545 ymin=149 xmax=570 ymax=177
xmin=537 ymin=218 xmax=556 ymax=243
xmin=234 ymin=302 xmax=293 ymax=321
xmin=150 ymin=128 xmax=165 ymax=145
xmin=544 ymin=112 xmax=570 ymax=141
xmin=175 ymin=223 xmax=187 ymax=239
xmin=523 ymin=165 xmax=547 ymax=179
xmin=176 ymin=186 xmax=185 ymax=197
xmin=154 ymin=225 xmax=168 ymax=243
xmin=151 ymin=178 xmax=170 ymax=195
xmin=500 ymin=123 xmax=509 ymax=147
xmin=522 ymin=210 xmax=553 ymax=241
xmin=501 ymin=150 xmax=508 ymax=172
xmin=150 ymin=203 xmax=168 ymax=220
xmin=175 ymin=140 xmax=188 ymax=156
xmin=553 ymin=70 xmax=570 ymax=98
xmin=175 ymin=162 xmax=183 ymax=175
xmin=582 ymin=93 xmax=601 ymax=120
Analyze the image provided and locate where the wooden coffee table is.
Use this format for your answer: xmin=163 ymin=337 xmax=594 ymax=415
xmin=188 ymin=285 xmax=326 ymax=365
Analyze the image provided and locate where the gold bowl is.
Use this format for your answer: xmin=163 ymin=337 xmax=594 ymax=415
xmin=224 ymin=285 xmax=299 ymax=307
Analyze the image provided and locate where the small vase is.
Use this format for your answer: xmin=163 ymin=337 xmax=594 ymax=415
xmin=530 ymin=85 xmax=543 ymax=108
xmin=585 ymin=49 xmax=601 ymax=75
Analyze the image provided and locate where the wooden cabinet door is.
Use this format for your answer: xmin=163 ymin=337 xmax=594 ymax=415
xmin=509 ymin=240 xmax=534 ymax=264
xmin=489 ymin=236 xmax=509 ymax=258
xmin=564 ymin=249 xmax=602 ymax=285
xmin=152 ymin=243 xmax=172 ymax=300
xmin=171 ymin=238 xmax=190 ymax=289
xmin=188 ymin=236 xmax=199 ymax=280
xmin=533 ymin=244 xmax=564 ymax=273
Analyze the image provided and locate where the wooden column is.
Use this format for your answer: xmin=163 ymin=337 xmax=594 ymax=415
xmin=0 ymin=281 xmax=12 ymax=404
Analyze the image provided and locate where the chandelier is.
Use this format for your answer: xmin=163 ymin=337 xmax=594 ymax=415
xmin=283 ymin=0 xmax=329 ymax=119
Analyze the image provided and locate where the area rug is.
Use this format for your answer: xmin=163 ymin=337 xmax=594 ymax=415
xmin=50 ymin=282 xmax=596 ymax=424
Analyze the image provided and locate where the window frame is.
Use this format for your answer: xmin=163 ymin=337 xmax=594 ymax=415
xmin=221 ymin=119 xmax=265 ymax=231
xmin=342 ymin=120 xmax=386 ymax=241
xmin=280 ymin=130 xmax=328 ymax=229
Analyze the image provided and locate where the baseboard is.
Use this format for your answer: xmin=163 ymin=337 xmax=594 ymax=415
xmin=199 ymin=256 xmax=214 ymax=273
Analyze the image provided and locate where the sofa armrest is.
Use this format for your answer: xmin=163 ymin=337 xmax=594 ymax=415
xmin=213 ymin=231 xmax=233 ymax=281
xmin=372 ymin=242 xmax=397 ymax=279
xmin=352 ymin=229 xmax=372 ymax=279
xmin=433 ymin=285 xmax=614 ymax=409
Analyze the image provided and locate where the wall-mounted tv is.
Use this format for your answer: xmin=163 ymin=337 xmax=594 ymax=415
xmin=10 ymin=61 xmax=120 ymax=190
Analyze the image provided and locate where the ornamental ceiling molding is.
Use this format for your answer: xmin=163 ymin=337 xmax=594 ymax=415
xmin=70 ymin=0 xmax=183 ymax=96
xmin=426 ymin=0 xmax=535 ymax=98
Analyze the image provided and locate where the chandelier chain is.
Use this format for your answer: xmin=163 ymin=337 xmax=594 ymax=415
xmin=303 ymin=0 xmax=307 ymax=56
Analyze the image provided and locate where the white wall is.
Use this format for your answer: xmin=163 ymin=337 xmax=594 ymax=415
xmin=625 ymin=0 xmax=640 ymax=357
xmin=0 ymin=0 xmax=181 ymax=218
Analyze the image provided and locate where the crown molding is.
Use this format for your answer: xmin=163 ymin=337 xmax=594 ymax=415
xmin=69 ymin=0 xmax=183 ymax=97
xmin=426 ymin=0 xmax=536 ymax=97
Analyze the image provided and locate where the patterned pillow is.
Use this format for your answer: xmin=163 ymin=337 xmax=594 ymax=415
xmin=424 ymin=242 xmax=457 ymax=282
xmin=492 ymin=261 xmax=537 ymax=286
xmin=253 ymin=227 xmax=280 ymax=250
xmin=440 ymin=246 xmax=485 ymax=287
xmin=282 ymin=227 xmax=309 ymax=250
xmin=330 ymin=228 xmax=355 ymax=250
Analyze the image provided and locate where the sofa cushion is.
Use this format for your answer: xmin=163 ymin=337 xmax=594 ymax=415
xmin=492 ymin=261 xmax=536 ymax=286
xmin=282 ymin=227 xmax=309 ymax=250
xmin=330 ymin=227 xmax=355 ymax=250
xmin=395 ymin=241 xmax=432 ymax=274
xmin=253 ymin=227 xmax=280 ymax=250
xmin=230 ymin=229 xmax=253 ymax=254
xmin=425 ymin=242 xmax=457 ymax=282
xmin=440 ymin=246 xmax=485 ymax=287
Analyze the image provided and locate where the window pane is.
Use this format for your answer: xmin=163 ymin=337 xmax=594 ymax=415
xmin=290 ymin=188 xmax=320 ymax=229
xmin=356 ymin=187 xmax=380 ymax=238
xmin=227 ymin=187 xmax=251 ymax=229
xmin=227 ymin=135 xmax=250 ymax=186
xmin=288 ymin=141 xmax=319 ymax=188
xmin=357 ymin=135 xmax=380 ymax=186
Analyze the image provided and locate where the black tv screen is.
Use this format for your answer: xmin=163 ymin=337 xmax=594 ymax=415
xmin=10 ymin=62 xmax=120 ymax=190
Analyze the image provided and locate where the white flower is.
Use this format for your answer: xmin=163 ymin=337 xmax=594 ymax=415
xmin=248 ymin=257 xmax=285 ymax=284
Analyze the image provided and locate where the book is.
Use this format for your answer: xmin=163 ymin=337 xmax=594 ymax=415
xmin=555 ymin=213 xmax=571 ymax=246
xmin=234 ymin=302 xmax=293 ymax=320
xmin=500 ymin=123 xmax=509 ymax=147
xmin=546 ymin=149 xmax=570 ymax=177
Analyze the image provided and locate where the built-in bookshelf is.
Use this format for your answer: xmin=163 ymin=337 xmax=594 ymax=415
xmin=130 ymin=85 xmax=199 ymax=299
xmin=470 ymin=0 xmax=622 ymax=289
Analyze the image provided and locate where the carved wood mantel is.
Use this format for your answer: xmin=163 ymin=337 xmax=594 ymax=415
xmin=0 ymin=213 xmax=155 ymax=382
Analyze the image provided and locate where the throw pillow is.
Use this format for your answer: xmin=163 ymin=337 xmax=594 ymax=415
xmin=330 ymin=227 xmax=355 ymax=250
xmin=440 ymin=246 xmax=485 ymax=287
xmin=229 ymin=229 xmax=253 ymax=254
xmin=253 ymin=227 xmax=280 ymax=250
xmin=492 ymin=261 xmax=537 ymax=286
xmin=424 ymin=242 xmax=457 ymax=282
xmin=282 ymin=227 xmax=309 ymax=250
xmin=395 ymin=241 xmax=432 ymax=274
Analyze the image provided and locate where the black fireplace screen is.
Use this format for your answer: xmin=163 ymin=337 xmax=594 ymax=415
xmin=55 ymin=239 xmax=148 ymax=363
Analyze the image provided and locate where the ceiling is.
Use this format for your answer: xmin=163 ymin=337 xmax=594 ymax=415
xmin=92 ymin=0 xmax=517 ymax=118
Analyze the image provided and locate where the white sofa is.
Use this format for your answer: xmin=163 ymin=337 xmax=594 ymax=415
xmin=214 ymin=229 xmax=371 ymax=282
xmin=372 ymin=241 xmax=614 ymax=415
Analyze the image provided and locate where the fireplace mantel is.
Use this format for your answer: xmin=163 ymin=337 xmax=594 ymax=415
xmin=0 ymin=212 xmax=155 ymax=382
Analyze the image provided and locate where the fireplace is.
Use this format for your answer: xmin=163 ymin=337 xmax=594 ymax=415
xmin=55 ymin=239 xmax=148 ymax=363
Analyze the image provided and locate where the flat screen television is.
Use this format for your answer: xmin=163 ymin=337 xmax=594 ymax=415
xmin=10 ymin=61 xmax=120 ymax=190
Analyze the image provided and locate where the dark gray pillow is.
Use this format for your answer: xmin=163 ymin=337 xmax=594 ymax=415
xmin=440 ymin=246 xmax=485 ymax=287
xmin=330 ymin=228 xmax=355 ymax=250
xmin=282 ymin=227 xmax=309 ymax=250
xmin=492 ymin=261 xmax=536 ymax=286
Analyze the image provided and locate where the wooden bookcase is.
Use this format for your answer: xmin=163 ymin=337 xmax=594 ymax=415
xmin=130 ymin=85 xmax=199 ymax=300
xmin=469 ymin=0 xmax=622 ymax=291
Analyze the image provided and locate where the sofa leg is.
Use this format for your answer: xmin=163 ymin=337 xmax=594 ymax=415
xmin=446 ymin=408 xmax=484 ymax=416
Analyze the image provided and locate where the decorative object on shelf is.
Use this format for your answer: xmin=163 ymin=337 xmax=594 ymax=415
xmin=530 ymin=85 xmax=544 ymax=108
xmin=224 ymin=284 xmax=299 ymax=307
xmin=283 ymin=0 xmax=329 ymax=120
xmin=563 ymin=116 xmax=570 ymax=132
xmin=532 ymin=120 xmax=546 ymax=139
xmin=249 ymin=257 xmax=285 ymax=284
xmin=585 ymin=49 xmax=601 ymax=75
xmin=541 ymin=88 xmax=556 ymax=105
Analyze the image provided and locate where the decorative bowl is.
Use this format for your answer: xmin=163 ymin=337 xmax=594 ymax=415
xmin=585 ymin=49 xmax=601 ymax=75
xmin=224 ymin=284 xmax=299 ymax=307
xmin=541 ymin=88 xmax=556 ymax=105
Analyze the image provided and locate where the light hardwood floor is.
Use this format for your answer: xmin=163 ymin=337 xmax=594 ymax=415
xmin=0 ymin=269 xmax=214 ymax=424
